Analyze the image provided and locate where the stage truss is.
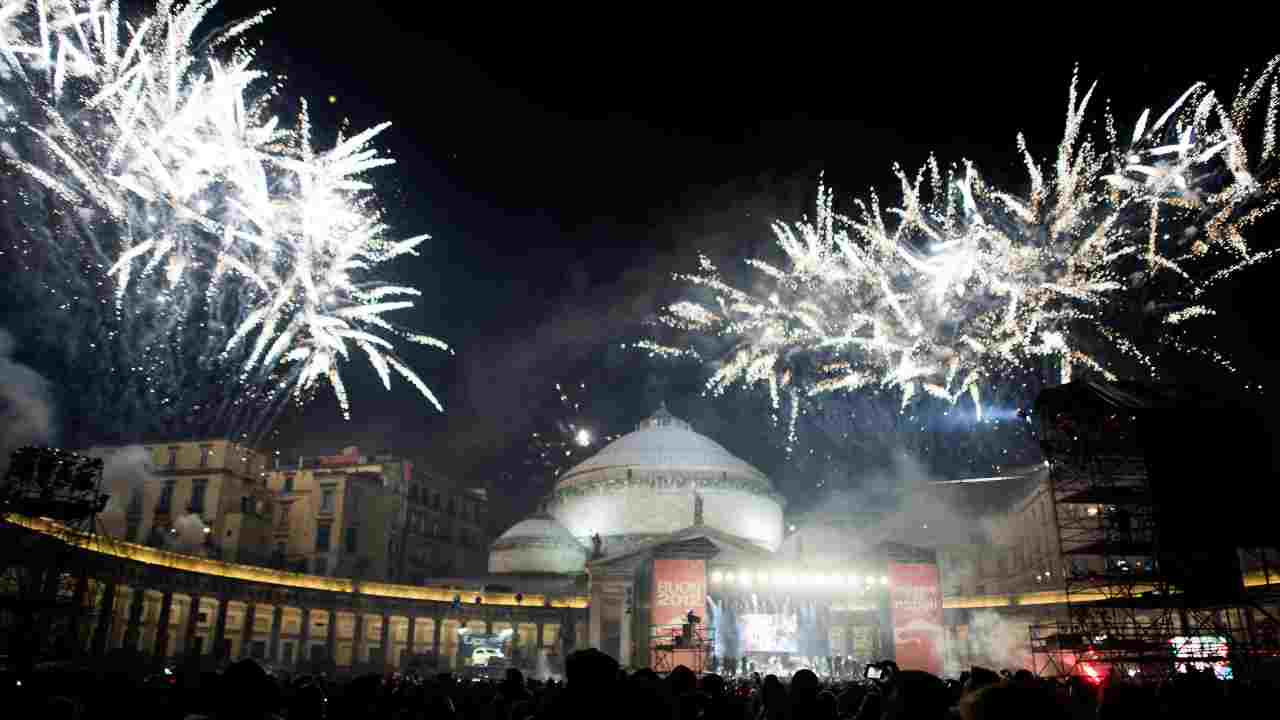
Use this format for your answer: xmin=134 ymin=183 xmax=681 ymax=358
xmin=1028 ymin=386 xmax=1279 ymax=680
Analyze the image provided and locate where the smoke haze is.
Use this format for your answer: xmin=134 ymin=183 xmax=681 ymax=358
xmin=0 ymin=329 xmax=56 ymax=478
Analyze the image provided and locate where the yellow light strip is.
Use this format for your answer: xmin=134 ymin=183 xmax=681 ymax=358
xmin=7 ymin=514 xmax=588 ymax=609
xmin=11 ymin=514 xmax=1274 ymax=613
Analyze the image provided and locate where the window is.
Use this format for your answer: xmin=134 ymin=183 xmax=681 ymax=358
xmin=316 ymin=521 xmax=332 ymax=551
xmin=157 ymin=480 xmax=175 ymax=513
xmin=320 ymin=484 xmax=336 ymax=513
xmin=199 ymin=445 xmax=211 ymax=468
xmin=166 ymin=447 xmax=178 ymax=469
xmin=344 ymin=526 xmax=358 ymax=553
xmin=283 ymin=475 xmax=294 ymax=493
xmin=190 ymin=479 xmax=207 ymax=513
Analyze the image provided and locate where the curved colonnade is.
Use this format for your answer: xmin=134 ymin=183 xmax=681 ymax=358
xmin=1 ymin=515 xmax=589 ymax=672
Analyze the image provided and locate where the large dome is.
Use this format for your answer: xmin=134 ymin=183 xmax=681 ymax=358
xmin=545 ymin=405 xmax=784 ymax=556
xmin=489 ymin=513 xmax=588 ymax=575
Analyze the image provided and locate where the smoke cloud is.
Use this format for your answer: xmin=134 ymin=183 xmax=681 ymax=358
xmin=964 ymin=610 xmax=1034 ymax=671
xmin=0 ymin=329 xmax=57 ymax=478
xmin=97 ymin=445 xmax=155 ymax=530
xmin=172 ymin=512 xmax=209 ymax=551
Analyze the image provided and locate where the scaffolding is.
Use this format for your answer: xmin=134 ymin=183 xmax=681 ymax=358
xmin=650 ymin=622 xmax=715 ymax=673
xmin=1028 ymin=382 xmax=1278 ymax=680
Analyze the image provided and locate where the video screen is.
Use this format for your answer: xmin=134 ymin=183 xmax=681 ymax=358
xmin=739 ymin=612 xmax=799 ymax=653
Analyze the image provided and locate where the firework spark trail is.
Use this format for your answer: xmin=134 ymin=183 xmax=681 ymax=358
xmin=0 ymin=0 xmax=448 ymax=434
xmin=525 ymin=381 xmax=620 ymax=480
xmin=647 ymin=60 xmax=1280 ymax=448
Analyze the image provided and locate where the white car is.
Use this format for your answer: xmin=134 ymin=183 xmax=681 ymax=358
xmin=470 ymin=647 xmax=505 ymax=666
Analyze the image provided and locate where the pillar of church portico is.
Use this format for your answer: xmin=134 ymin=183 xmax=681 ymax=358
xmin=588 ymin=583 xmax=604 ymax=649
xmin=618 ymin=581 xmax=633 ymax=667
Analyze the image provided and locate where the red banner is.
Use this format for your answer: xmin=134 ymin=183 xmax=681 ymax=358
xmin=888 ymin=562 xmax=945 ymax=676
xmin=651 ymin=559 xmax=706 ymax=669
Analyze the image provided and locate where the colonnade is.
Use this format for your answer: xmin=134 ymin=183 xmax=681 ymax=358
xmin=0 ymin=518 xmax=589 ymax=672
xmin=77 ymin=581 xmax=574 ymax=669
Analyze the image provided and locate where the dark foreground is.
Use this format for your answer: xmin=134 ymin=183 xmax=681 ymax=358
xmin=4 ymin=649 xmax=1278 ymax=720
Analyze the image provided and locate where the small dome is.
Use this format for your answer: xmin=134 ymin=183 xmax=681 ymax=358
xmin=488 ymin=513 xmax=588 ymax=575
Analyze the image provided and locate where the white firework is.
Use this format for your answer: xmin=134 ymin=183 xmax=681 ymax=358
xmin=1 ymin=0 xmax=448 ymax=424
xmin=650 ymin=60 xmax=1280 ymax=438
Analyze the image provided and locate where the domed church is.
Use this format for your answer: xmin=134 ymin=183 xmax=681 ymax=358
xmin=489 ymin=404 xmax=790 ymax=666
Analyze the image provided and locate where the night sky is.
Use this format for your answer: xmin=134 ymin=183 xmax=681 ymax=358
xmin=9 ymin=5 xmax=1280 ymax=524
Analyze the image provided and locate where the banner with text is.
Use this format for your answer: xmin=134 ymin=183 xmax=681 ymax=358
xmin=651 ymin=558 xmax=707 ymax=669
xmin=888 ymin=562 xmax=945 ymax=676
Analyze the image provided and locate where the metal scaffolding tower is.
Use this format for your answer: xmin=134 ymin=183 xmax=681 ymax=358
xmin=1028 ymin=382 xmax=1277 ymax=680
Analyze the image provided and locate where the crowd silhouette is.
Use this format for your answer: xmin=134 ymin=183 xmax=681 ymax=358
xmin=5 ymin=649 xmax=1276 ymax=719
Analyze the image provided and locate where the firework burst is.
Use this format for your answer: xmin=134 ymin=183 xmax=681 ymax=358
xmin=1 ymin=0 xmax=447 ymax=436
xmin=525 ymin=381 xmax=619 ymax=480
xmin=647 ymin=60 xmax=1280 ymax=448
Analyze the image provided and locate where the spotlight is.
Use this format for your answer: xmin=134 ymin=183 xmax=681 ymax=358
xmin=847 ymin=574 xmax=860 ymax=586
xmin=879 ymin=576 xmax=889 ymax=586
xmin=739 ymin=572 xmax=752 ymax=587
xmin=757 ymin=570 xmax=770 ymax=585
xmin=724 ymin=571 xmax=735 ymax=584
xmin=711 ymin=570 xmax=724 ymax=584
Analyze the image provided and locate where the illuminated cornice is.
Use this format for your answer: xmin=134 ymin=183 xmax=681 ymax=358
xmin=5 ymin=514 xmax=587 ymax=609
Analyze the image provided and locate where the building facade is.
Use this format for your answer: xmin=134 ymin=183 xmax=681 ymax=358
xmin=85 ymin=440 xmax=275 ymax=567
xmin=265 ymin=448 xmax=491 ymax=583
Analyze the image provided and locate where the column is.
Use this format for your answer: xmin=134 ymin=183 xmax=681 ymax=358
xmin=268 ymin=606 xmax=283 ymax=662
xmin=183 ymin=595 xmax=203 ymax=657
xmin=379 ymin=613 xmax=391 ymax=669
xmin=212 ymin=596 xmax=229 ymax=660
xmin=154 ymin=591 xmax=174 ymax=660
xmin=241 ymin=601 xmax=258 ymax=658
xmin=353 ymin=611 xmax=366 ymax=665
xmin=536 ymin=622 xmax=545 ymax=650
xmin=69 ymin=573 xmax=89 ymax=656
xmin=589 ymin=586 xmax=603 ymax=649
xmin=407 ymin=616 xmax=417 ymax=656
xmin=619 ymin=586 xmax=633 ymax=667
xmin=298 ymin=608 xmax=312 ymax=665
xmin=485 ymin=618 xmax=493 ymax=635
xmin=432 ymin=615 xmax=442 ymax=656
xmin=91 ymin=582 xmax=117 ymax=657
xmin=123 ymin=587 xmax=146 ymax=651
xmin=325 ymin=609 xmax=337 ymax=663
